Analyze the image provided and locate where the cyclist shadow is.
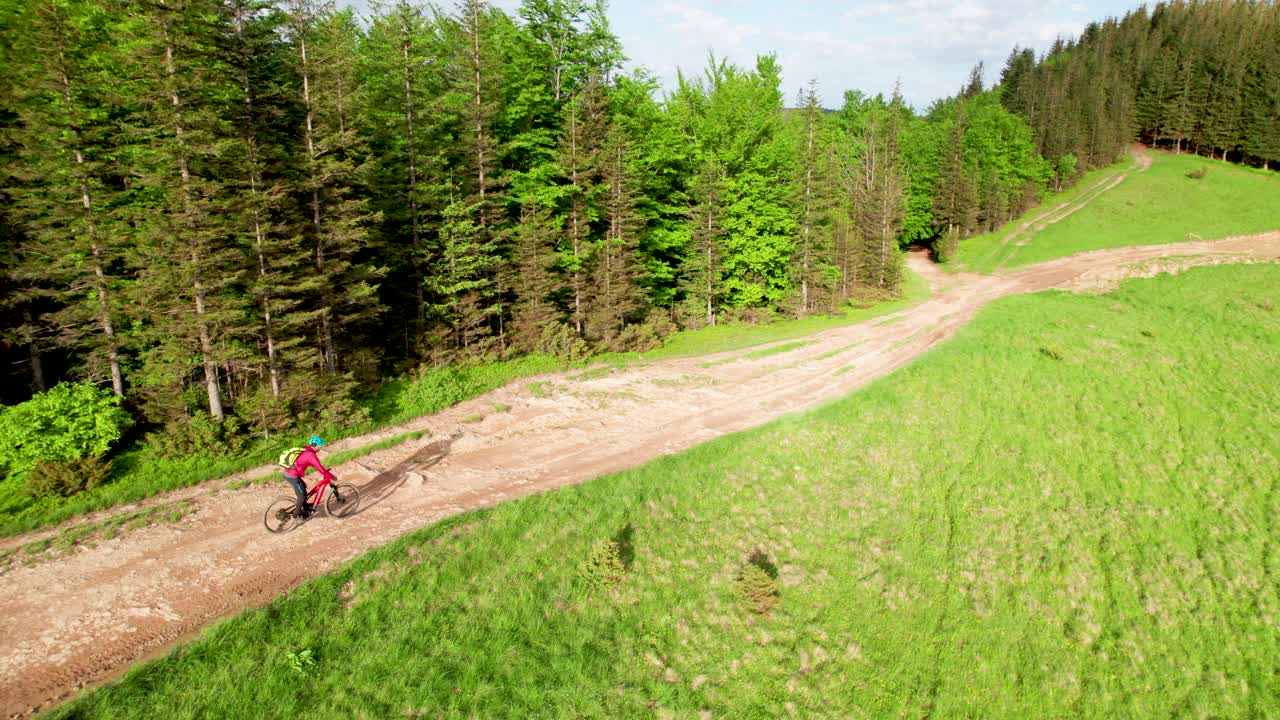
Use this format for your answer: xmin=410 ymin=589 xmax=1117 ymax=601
xmin=348 ymin=435 xmax=452 ymax=516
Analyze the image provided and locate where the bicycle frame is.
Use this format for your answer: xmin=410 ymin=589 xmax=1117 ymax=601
xmin=304 ymin=475 xmax=334 ymax=507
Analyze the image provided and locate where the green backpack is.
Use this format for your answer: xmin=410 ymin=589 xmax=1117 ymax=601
xmin=277 ymin=446 xmax=306 ymax=470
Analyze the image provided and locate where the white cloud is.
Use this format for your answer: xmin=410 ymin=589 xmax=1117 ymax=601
xmin=656 ymin=1 xmax=762 ymax=50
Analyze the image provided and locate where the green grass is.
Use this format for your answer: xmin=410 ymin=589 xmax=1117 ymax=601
xmin=0 ymin=274 xmax=927 ymax=538
xmin=617 ymin=266 xmax=930 ymax=362
xmin=742 ymin=339 xmax=814 ymax=360
xmin=49 ymin=265 xmax=1280 ymax=719
xmin=0 ymin=356 xmax=566 ymax=537
xmin=954 ymin=152 xmax=1280 ymax=273
xmin=1 ymin=500 xmax=201 ymax=572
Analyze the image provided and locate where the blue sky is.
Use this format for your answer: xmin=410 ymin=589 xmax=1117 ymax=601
xmin=347 ymin=0 xmax=1150 ymax=111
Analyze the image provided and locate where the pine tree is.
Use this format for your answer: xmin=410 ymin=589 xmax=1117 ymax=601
xmin=681 ymin=158 xmax=723 ymax=327
xmin=853 ymin=90 xmax=906 ymax=290
xmin=931 ymin=102 xmax=976 ymax=260
xmin=507 ymin=200 xmax=560 ymax=351
xmin=361 ymin=0 xmax=445 ymax=355
xmin=12 ymin=0 xmax=127 ymax=396
xmin=791 ymin=81 xmax=842 ymax=314
xmin=116 ymin=0 xmax=250 ymax=421
xmin=557 ymin=76 xmax=608 ymax=335
xmin=287 ymin=0 xmax=382 ymax=375
xmin=517 ymin=0 xmax=619 ymax=103
xmin=225 ymin=0 xmax=318 ymax=404
xmin=434 ymin=0 xmax=506 ymax=353
xmin=586 ymin=122 xmax=643 ymax=343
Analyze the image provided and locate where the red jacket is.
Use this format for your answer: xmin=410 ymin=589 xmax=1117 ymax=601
xmin=286 ymin=446 xmax=335 ymax=482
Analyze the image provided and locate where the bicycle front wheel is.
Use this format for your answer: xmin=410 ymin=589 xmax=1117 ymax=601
xmin=325 ymin=483 xmax=361 ymax=519
xmin=264 ymin=497 xmax=303 ymax=534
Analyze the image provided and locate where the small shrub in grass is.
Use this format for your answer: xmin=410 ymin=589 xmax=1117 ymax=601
xmin=286 ymin=648 xmax=316 ymax=674
xmin=1186 ymin=167 xmax=1208 ymax=180
xmin=578 ymin=539 xmax=626 ymax=592
xmin=25 ymin=456 xmax=113 ymax=500
xmin=142 ymin=414 xmax=250 ymax=462
xmin=735 ymin=550 xmax=780 ymax=614
xmin=536 ymin=322 xmax=591 ymax=362
xmin=610 ymin=313 xmax=677 ymax=353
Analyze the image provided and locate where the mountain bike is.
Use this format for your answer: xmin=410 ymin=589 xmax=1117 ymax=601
xmin=263 ymin=474 xmax=361 ymax=534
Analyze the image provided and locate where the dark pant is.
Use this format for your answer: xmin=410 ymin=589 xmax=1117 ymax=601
xmin=284 ymin=473 xmax=308 ymax=509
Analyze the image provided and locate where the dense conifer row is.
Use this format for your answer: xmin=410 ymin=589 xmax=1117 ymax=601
xmin=1001 ymin=0 xmax=1280 ymax=171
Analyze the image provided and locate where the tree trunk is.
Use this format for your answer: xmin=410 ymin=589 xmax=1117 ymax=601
xmin=296 ymin=11 xmax=337 ymax=374
xmin=472 ymin=15 xmax=486 ymax=227
xmin=22 ymin=309 xmax=46 ymax=392
xmin=234 ymin=5 xmax=280 ymax=398
xmin=57 ymin=50 xmax=124 ymax=397
xmin=163 ymin=3 xmax=223 ymax=420
xmin=801 ymin=101 xmax=815 ymax=313
xmin=402 ymin=26 xmax=423 ymax=341
xmin=568 ymin=103 xmax=582 ymax=335
xmin=705 ymin=210 xmax=714 ymax=327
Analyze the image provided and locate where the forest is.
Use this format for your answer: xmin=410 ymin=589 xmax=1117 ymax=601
xmin=0 ymin=0 xmax=1276 ymax=493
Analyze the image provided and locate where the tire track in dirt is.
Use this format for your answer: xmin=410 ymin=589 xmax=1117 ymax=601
xmin=1 ymin=232 xmax=1279 ymax=717
xmin=995 ymin=146 xmax=1152 ymax=266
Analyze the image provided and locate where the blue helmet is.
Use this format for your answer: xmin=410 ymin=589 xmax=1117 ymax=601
xmin=308 ymin=435 xmax=327 ymax=448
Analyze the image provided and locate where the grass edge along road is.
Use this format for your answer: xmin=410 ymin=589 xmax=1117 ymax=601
xmin=952 ymin=149 xmax=1280 ymax=274
xmin=0 ymin=268 xmax=928 ymax=541
xmin=47 ymin=264 xmax=1280 ymax=719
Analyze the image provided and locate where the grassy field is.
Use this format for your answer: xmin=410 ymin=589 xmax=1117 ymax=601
xmin=0 ymin=269 xmax=926 ymax=539
xmin=629 ymin=268 xmax=930 ymax=362
xmin=50 ymin=265 xmax=1280 ymax=719
xmin=954 ymin=152 xmax=1280 ymax=273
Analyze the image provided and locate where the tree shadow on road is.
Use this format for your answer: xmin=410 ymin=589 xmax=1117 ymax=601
xmin=348 ymin=435 xmax=453 ymax=517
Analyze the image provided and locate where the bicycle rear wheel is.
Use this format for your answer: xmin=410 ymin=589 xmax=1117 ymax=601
xmin=325 ymin=483 xmax=361 ymax=519
xmin=264 ymin=497 xmax=303 ymax=534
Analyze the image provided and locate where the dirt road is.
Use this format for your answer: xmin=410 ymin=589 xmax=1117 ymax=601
xmin=2 ymin=234 xmax=1279 ymax=717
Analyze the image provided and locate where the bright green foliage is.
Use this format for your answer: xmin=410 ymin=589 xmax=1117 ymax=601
xmin=47 ymin=265 xmax=1280 ymax=719
xmin=0 ymin=383 xmax=131 ymax=478
xmin=961 ymin=92 xmax=1051 ymax=230
xmin=1056 ymin=152 xmax=1078 ymax=191
xmin=676 ymin=55 xmax=797 ymax=310
xmin=720 ymin=170 xmax=796 ymax=307
xmin=924 ymin=91 xmax=1049 ymax=255
xmin=378 ymin=354 xmax=567 ymax=423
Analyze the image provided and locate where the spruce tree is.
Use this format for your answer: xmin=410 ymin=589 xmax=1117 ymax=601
xmin=507 ymin=200 xmax=560 ymax=351
xmin=12 ymin=0 xmax=128 ymax=397
xmin=586 ymin=122 xmax=643 ymax=343
xmin=362 ymin=0 xmax=446 ymax=355
xmin=115 ymin=0 xmax=249 ymax=421
xmin=557 ymin=76 xmax=608 ymax=335
xmin=790 ymin=80 xmax=838 ymax=315
xmin=225 ymin=0 xmax=319 ymax=405
xmin=435 ymin=0 xmax=506 ymax=353
xmin=931 ymin=103 xmax=976 ymax=260
xmin=287 ymin=0 xmax=382 ymax=375
xmin=681 ymin=158 xmax=724 ymax=327
xmin=853 ymin=90 xmax=906 ymax=290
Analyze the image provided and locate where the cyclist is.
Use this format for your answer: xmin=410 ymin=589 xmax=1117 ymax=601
xmin=282 ymin=436 xmax=336 ymax=519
